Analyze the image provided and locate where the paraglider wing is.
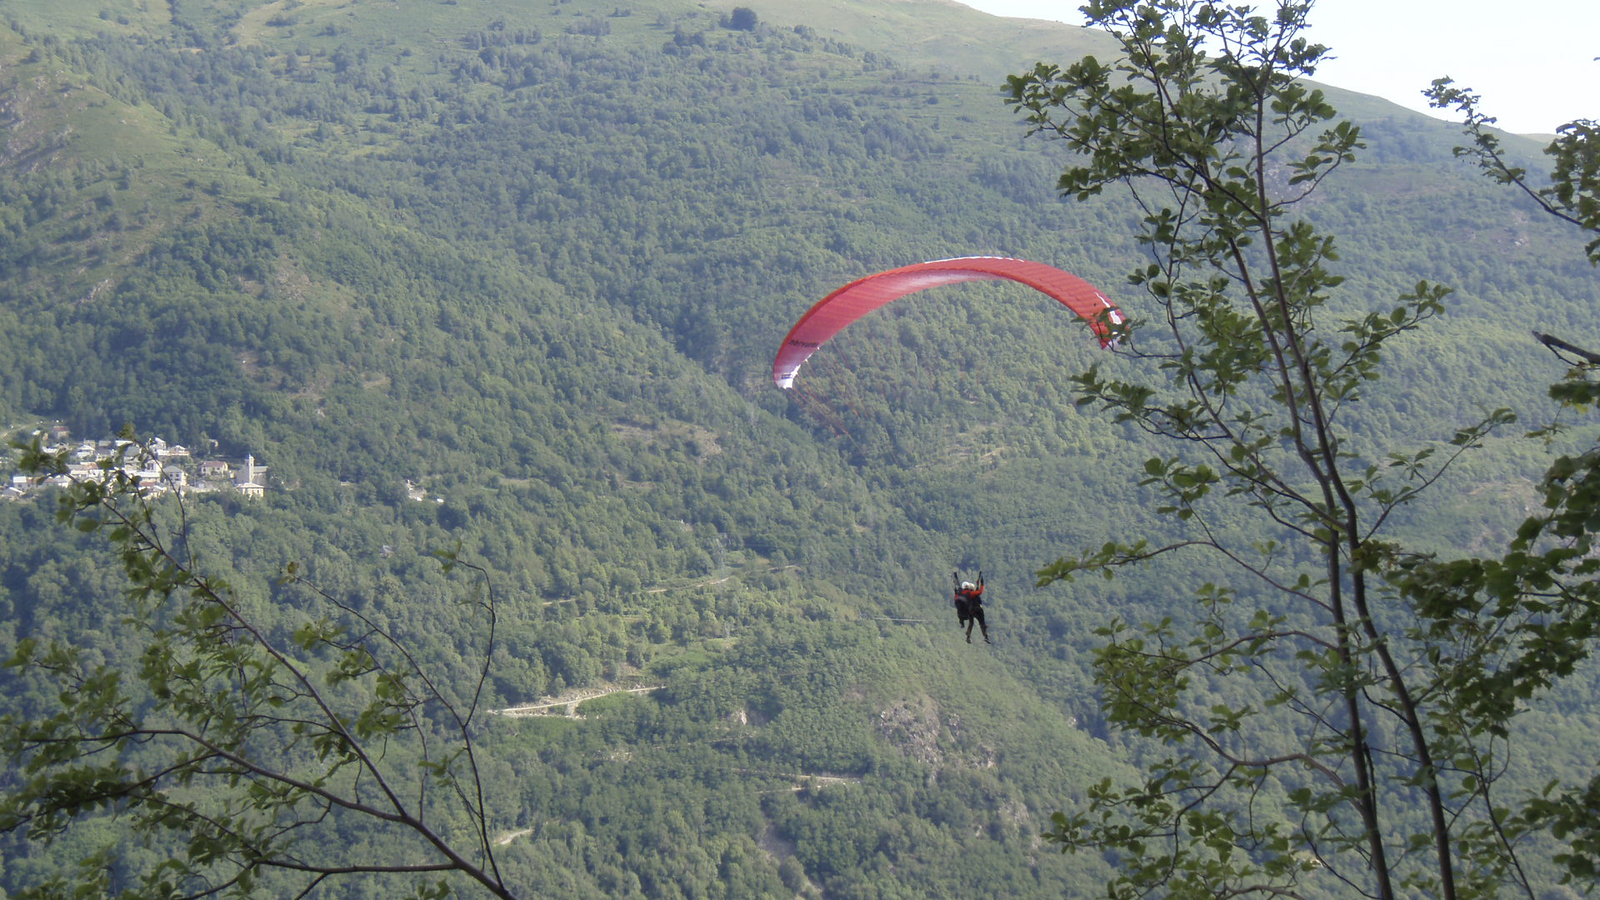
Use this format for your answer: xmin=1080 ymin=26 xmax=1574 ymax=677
xmin=772 ymin=257 xmax=1122 ymax=389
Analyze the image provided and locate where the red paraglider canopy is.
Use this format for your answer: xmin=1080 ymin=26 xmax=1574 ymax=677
xmin=772 ymin=256 xmax=1122 ymax=389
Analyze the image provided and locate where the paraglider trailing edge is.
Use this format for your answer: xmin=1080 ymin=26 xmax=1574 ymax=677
xmin=771 ymin=256 xmax=1125 ymax=390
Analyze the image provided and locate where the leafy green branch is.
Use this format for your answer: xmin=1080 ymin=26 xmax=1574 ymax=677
xmin=1425 ymin=79 xmax=1600 ymax=265
xmin=1 ymin=435 xmax=519 ymax=900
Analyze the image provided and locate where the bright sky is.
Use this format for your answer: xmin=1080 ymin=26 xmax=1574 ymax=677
xmin=959 ymin=0 xmax=1598 ymax=135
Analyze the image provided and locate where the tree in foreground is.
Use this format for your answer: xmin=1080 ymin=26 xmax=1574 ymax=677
xmin=1411 ymin=72 xmax=1600 ymax=889
xmin=1006 ymin=2 xmax=1550 ymax=898
xmin=1 ymin=438 xmax=519 ymax=899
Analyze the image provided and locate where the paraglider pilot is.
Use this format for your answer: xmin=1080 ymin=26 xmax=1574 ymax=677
xmin=952 ymin=571 xmax=989 ymax=644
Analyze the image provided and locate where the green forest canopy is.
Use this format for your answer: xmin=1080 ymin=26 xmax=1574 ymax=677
xmin=0 ymin=0 xmax=1595 ymax=896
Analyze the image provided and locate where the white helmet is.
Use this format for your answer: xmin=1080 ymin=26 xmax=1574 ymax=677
xmin=960 ymin=581 xmax=976 ymax=591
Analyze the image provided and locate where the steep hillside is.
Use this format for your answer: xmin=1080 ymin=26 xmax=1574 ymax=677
xmin=1 ymin=0 xmax=1595 ymax=896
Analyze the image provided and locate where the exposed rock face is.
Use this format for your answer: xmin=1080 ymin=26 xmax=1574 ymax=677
xmin=876 ymin=695 xmax=946 ymax=768
xmin=876 ymin=694 xmax=999 ymax=774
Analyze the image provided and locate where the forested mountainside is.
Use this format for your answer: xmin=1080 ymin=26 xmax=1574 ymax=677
xmin=0 ymin=0 xmax=1595 ymax=896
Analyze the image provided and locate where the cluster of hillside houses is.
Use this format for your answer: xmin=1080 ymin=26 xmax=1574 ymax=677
xmin=4 ymin=425 xmax=269 ymax=501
